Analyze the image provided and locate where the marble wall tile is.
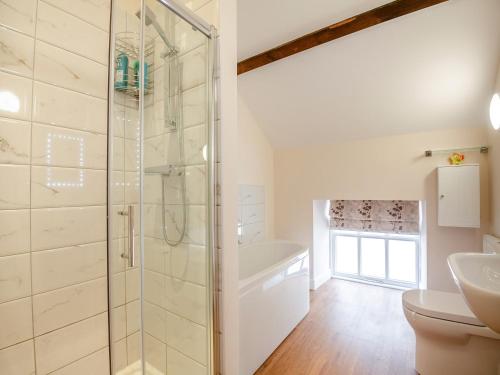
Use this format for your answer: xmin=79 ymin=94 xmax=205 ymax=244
xmin=144 ymin=301 xmax=167 ymax=343
xmin=144 ymin=236 xmax=168 ymax=274
xmin=0 ymin=339 xmax=36 ymax=375
xmin=144 ymin=333 xmax=167 ymax=374
xmin=34 ymin=312 xmax=108 ymax=375
xmin=239 ymin=184 xmax=265 ymax=205
xmin=33 ymin=82 xmax=107 ymax=134
xmin=166 ymin=311 xmax=207 ymax=365
xmin=111 ymin=272 xmax=126 ymax=308
xmin=160 ymin=165 xmax=206 ymax=205
xmin=111 ymin=204 xmax=126 ymax=240
xmin=0 ymin=297 xmax=32 ymax=349
xmin=165 ymin=243 xmax=206 ymax=286
xmin=31 ymin=206 xmax=107 ymax=251
xmin=0 ymin=117 xmax=30 ymax=164
xmin=182 ymin=84 xmax=207 ymax=129
xmin=31 ymin=241 xmax=107 ymax=293
xmin=241 ymin=203 xmax=265 ymax=225
xmin=0 ymin=209 xmax=30 ymax=256
xmin=125 ymin=268 xmax=140 ymax=303
xmin=144 ymin=134 xmax=167 ymax=169
xmin=124 ymin=138 xmax=140 ymax=172
xmin=31 ymin=166 xmax=107 ymax=208
xmin=126 ymin=299 xmax=140 ymax=335
xmin=194 ymin=0 xmax=219 ymax=28
xmin=144 ymin=204 xmax=207 ymax=245
xmin=0 ymin=0 xmax=36 ymax=36
xmin=164 ymin=275 xmax=206 ymax=325
xmin=36 ymin=2 xmax=109 ymax=65
xmin=111 ymin=171 xmax=125 ymax=204
xmin=0 ymin=253 xmax=31 ymax=303
xmin=185 ymin=165 xmax=207 ymax=204
xmin=0 ymin=26 xmax=34 ymax=78
xmin=0 ymin=164 xmax=30 ymax=209
xmin=31 ymin=123 xmax=107 ymax=169
xmin=111 ymin=305 xmax=126 ymax=342
xmin=184 ymin=124 xmax=207 ymax=165
xmin=143 ymin=173 xmax=162 ymax=205
xmin=240 ymin=222 xmax=265 ymax=245
xmin=110 ymin=238 xmax=126 ymax=274
xmin=125 ymin=171 xmax=140 ymax=204
xmin=124 ymin=105 xmax=140 ymax=140
xmin=174 ymin=17 xmax=206 ymax=56
xmin=50 ymin=347 xmax=110 ymax=375
xmin=0 ymin=71 xmax=32 ymax=120
xmin=112 ymin=338 xmax=127 ymax=373
xmin=180 ymin=45 xmax=207 ymax=92
xmin=113 ymin=136 xmax=125 ymax=171
xmin=33 ymin=277 xmax=107 ymax=335
xmin=167 ymin=346 xmax=206 ymax=375
xmin=144 ymin=269 xmax=165 ymax=308
xmin=126 ymin=331 xmax=141 ymax=365
xmin=34 ymin=41 xmax=108 ymax=99
xmin=42 ymin=0 xmax=111 ymax=32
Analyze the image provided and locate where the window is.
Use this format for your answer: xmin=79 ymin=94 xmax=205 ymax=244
xmin=331 ymin=230 xmax=420 ymax=289
xmin=328 ymin=200 xmax=421 ymax=289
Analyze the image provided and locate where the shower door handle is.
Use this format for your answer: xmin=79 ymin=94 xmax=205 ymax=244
xmin=127 ymin=205 xmax=135 ymax=268
xmin=119 ymin=205 xmax=135 ymax=267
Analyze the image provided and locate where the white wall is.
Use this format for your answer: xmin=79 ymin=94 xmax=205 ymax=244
xmin=237 ymin=93 xmax=275 ymax=239
xmin=312 ymin=200 xmax=331 ymax=289
xmin=218 ymin=0 xmax=240 ymax=373
xmin=488 ymin=65 xmax=500 ymax=237
xmin=489 ymin=125 xmax=500 ymax=237
xmin=275 ymin=127 xmax=490 ymax=292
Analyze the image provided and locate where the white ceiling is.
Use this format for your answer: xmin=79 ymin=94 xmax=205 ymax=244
xmin=237 ymin=0 xmax=392 ymax=61
xmin=237 ymin=0 xmax=500 ymax=149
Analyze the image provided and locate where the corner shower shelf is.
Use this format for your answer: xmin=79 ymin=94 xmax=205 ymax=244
xmin=114 ymin=32 xmax=155 ymax=98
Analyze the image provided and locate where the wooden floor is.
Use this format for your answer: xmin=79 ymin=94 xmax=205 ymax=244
xmin=254 ymin=279 xmax=417 ymax=375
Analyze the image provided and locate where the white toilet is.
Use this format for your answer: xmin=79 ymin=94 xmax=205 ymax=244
xmin=403 ymin=235 xmax=500 ymax=375
xmin=403 ymin=289 xmax=500 ymax=375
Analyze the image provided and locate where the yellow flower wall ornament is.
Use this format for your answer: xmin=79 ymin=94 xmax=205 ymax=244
xmin=449 ymin=152 xmax=465 ymax=165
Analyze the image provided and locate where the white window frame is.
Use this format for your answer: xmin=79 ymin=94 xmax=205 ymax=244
xmin=330 ymin=229 xmax=420 ymax=289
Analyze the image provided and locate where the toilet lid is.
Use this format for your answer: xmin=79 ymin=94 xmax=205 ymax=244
xmin=403 ymin=289 xmax=485 ymax=326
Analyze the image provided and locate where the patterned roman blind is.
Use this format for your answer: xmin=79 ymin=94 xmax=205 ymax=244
xmin=329 ymin=200 xmax=420 ymax=235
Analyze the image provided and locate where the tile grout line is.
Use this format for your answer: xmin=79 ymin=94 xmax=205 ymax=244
xmin=38 ymin=0 xmax=111 ymax=34
xmin=45 ymin=345 xmax=109 ymax=375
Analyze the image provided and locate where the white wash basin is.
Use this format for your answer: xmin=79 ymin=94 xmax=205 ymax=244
xmin=448 ymin=253 xmax=500 ymax=333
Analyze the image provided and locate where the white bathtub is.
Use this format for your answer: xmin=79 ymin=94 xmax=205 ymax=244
xmin=239 ymin=240 xmax=310 ymax=375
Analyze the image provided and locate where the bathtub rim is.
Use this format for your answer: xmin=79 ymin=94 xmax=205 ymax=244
xmin=239 ymin=240 xmax=309 ymax=293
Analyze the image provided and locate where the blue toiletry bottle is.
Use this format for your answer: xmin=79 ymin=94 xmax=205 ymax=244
xmin=133 ymin=60 xmax=149 ymax=90
xmin=115 ymin=53 xmax=128 ymax=90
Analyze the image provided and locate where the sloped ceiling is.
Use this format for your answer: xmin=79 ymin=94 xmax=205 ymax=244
xmin=237 ymin=0 xmax=500 ymax=149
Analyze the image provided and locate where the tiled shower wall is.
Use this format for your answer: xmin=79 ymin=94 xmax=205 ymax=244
xmin=238 ymin=185 xmax=265 ymax=246
xmin=0 ymin=0 xmax=111 ymax=374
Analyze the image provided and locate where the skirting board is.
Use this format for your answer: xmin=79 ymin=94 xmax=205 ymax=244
xmin=311 ymin=271 xmax=331 ymax=290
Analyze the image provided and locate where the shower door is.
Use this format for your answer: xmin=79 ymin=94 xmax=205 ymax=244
xmin=108 ymin=1 xmax=217 ymax=374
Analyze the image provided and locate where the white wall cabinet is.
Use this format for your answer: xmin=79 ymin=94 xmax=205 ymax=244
xmin=437 ymin=165 xmax=480 ymax=228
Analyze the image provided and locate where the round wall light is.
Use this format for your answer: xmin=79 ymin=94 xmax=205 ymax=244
xmin=490 ymin=93 xmax=500 ymax=130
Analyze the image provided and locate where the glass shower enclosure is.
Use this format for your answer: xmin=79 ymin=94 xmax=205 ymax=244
xmin=108 ymin=1 xmax=218 ymax=374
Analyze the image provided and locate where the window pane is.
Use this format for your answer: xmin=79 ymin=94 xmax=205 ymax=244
xmin=334 ymin=236 xmax=358 ymax=275
xmin=388 ymin=240 xmax=417 ymax=283
xmin=360 ymin=238 xmax=385 ymax=279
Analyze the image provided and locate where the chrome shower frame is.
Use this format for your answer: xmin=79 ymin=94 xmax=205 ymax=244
xmin=106 ymin=0 xmax=219 ymax=373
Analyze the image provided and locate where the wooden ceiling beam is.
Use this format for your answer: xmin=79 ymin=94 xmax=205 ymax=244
xmin=237 ymin=0 xmax=448 ymax=75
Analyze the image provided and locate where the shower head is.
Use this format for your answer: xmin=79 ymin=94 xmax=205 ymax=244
xmin=136 ymin=6 xmax=177 ymax=55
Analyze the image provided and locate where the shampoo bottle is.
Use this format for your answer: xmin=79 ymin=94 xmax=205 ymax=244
xmin=133 ymin=60 xmax=149 ymax=89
